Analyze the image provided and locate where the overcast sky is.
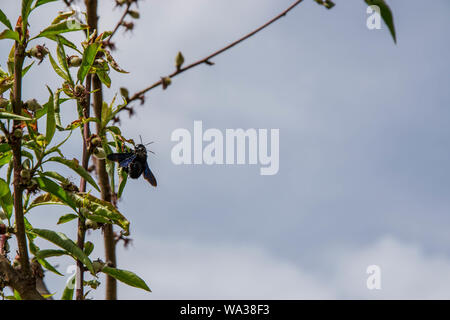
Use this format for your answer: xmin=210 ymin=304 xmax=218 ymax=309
xmin=1 ymin=0 xmax=450 ymax=299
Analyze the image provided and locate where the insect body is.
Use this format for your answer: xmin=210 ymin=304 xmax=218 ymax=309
xmin=107 ymin=144 xmax=157 ymax=187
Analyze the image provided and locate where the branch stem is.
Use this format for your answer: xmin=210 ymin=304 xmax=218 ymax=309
xmin=128 ymin=0 xmax=304 ymax=102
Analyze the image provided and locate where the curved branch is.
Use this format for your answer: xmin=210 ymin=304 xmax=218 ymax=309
xmin=128 ymin=0 xmax=304 ymax=103
xmin=105 ymin=1 xmax=133 ymax=44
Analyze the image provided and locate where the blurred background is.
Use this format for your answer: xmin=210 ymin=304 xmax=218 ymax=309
xmin=1 ymin=0 xmax=449 ymax=299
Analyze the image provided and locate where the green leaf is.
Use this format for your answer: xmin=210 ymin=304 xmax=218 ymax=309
xmin=34 ymin=0 xmax=59 ymax=9
xmin=37 ymin=257 xmax=63 ymax=276
xmin=0 ymin=144 xmax=11 ymax=153
xmin=35 ymin=249 xmax=67 ymax=259
xmin=0 ymin=10 xmax=13 ymax=30
xmin=44 ymin=130 xmax=72 ymax=156
xmin=51 ymin=10 xmax=75 ymax=25
xmin=0 ymin=29 xmax=20 ymax=42
xmin=31 ymin=228 xmax=94 ymax=274
xmin=41 ymin=171 xmax=68 ymax=183
xmin=57 ymin=38 xmax=73 ymax=84
xmin=34 ymin=176 xmax=77 ymax=210
xmin=61 ymin=277 xmax=75 ymax=300
xmin=22 ymin=61 xmax=35 ymax=77
xmin=0 ymin=112 xmax=32 ymax=121
xmin=36 ymin=21 xmax=88 ymax=39
xmin=96 ymin=70 xmax=111 ymax=88
xmin=45 ymin=34 xmax=79 ymax=52
xmin=57 ymin=213 xmax=78 ymax=224
xmin=84 ymin=241 xmax=94 ymax=256
xmin=48 ymin=52 xmax=70 ymax=82
xmin=70 ymin=192 xmax=130 ymax=233
xmin=365 ymin=0 xmax=396 ymax=43
xmin=47 ymin=157 xmax=100 ymax=192
xmin=45 ymin=86 xmax=56 ymax=144
xmin=0 ymin=151 xmax=11 ymax=167
xmin=14 ymin=289 xmax=22 ymax=300
xmin=105 ymin=50 xmax=129 ymax=73
xmin=86 ymin=214 xmax=110 ymax=224
xmin=22 ymin=0 xmax=34 ymax=27
xmin=77 ymin=43 xmax=100 ymax=83
xmin=53 ymin=89 xmax=62 ymax=129
xmin=102 ymin=266 xmax=151 ymax=292
xmin=118 ymin=169 xmax=128 ymax=199
xmin=0 ymin=178 xmax=12 ymax=221
xmin=26 ymin=192 xmax=65 ymax=212
xmin=0 ymin=177 xmax=9 ymax=197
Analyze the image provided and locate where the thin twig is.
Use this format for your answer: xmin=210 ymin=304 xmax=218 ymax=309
xmin=128 ymin=0 xmax=304 ymax=103
xmin=105 ymin=1 xmax=132 ymax=44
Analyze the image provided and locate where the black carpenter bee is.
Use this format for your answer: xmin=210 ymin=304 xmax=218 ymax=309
xmin=107 ymin=138 xmax=157 ymax=187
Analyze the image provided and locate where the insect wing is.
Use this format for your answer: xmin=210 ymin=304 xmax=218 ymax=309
xmin=143 ymin=161 xmax=157 ymax=187
xmin=119 ymin=154 xmax=137 ymax=168
xmin=107 ymin=152 xmax=136 ymax=168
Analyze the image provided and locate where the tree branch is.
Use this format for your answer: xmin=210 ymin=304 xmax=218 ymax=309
xmin=85 ymin=0 xmax=117 ymax=300
xmin=105 ymin=1 xmax=133 ymax=45
xmin=128 ymin=0 xmax=304 ymax=103
xmin=75 ymin=74 xmax=92 ymax=300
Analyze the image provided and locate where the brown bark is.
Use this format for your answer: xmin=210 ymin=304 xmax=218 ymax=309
xmin=85 ymin=0 xmax=117 ymax=300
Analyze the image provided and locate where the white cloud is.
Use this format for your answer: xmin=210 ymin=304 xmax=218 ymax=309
xmin=83 ymin=235 xmax=450 ymax=299
xmin=329 ymin=236 xmax=450 ymax=299
xmin=112 ymin=237 xmax=335 ymax=299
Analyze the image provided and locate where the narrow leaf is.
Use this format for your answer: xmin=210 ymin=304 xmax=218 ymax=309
xmin=77 ymin=43 xmax=100 ymax=83
xmin=0 ymin=10 xmax=13 ymax=30
xmin=45 ymin=34 xmax=79 ymax=52
xmin=46 ymin=86 xmax=56 ymax=143
xmin=36 ymin=21 xmax=88 ymax=38
xmin=365 ymin=0 xmax=396 ymax=43
xmin=57 ymin=213 xmax=78 ymax=224
xmin=35 ymin=249 xmax=67 ymax=259
xmin=0 ymin=178 xmax=12 ymax=221
xmin=102 ymin=267 xmax=151 ymax=292
xmin=37 ymin=257 xmax=63 ymax=276
xmin=47 ymin=157 xmax=100 ymax=192
xmin=34 ymin=176 xmax=77 ymax=210
xmin=31 ymin=228 xmax=94 ymax=274
xmin=48 ymin=52 xmax=70 ymax=82
xmin=0 ymin=112 xmax=32 ymax=121
xmin=34 ymin=0 xmax=59 ymax=9
xmin=0 ymin=29 xmax=20 ymax=42
xmin=61 ymin=277 xmax=75 ymax=300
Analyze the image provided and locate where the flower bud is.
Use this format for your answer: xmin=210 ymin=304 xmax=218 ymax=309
xmin=29 ymin=45 xmax=49 ymax=63
xmin=115 ymin=0 xmax=127 ymax=6
xmin=85 ymin=219 xmax=99 ymax=230
xmin=90 ymin=136 xmax=102 ymax=147
xmin=13 ymin=128 xmax=22 ymax=138
xmin=128 ymin=10 xmax=140 ymax=19
xmin=161 ymin=77 xmax=171 ymax=90
xmin=0 ymin=97 xmax=9 ymax=109
xmin=80 ymin=208 xmax=90 ymax=217
xmin=22 ymin=159 xmax=31 ymax=170
xmin=175 ymin=51 xmax=184 ymax=71
xmin=24 ymin=98 xmax=42 ymax=112
xmin=120 ymin=87 xmax=129 ymax=100
xmin=20 ymin=169 xmax=31 ymax=180
xmin=74 ymin=84 xmax=86 ymax=100
xmin=67 ymin=55 xmax=82 ymax=68
xmin=13 ymin=255 xmax=20 ymax=268
xmin=93 ymin=147 xmax=106 ymax=160
xmin=94 ymin=58 xmax=105 ymax=67
xmin=0 ymin=210 xmax=6 ymax=220
xmin=92 ymin=259 xmax=105 ymax=274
